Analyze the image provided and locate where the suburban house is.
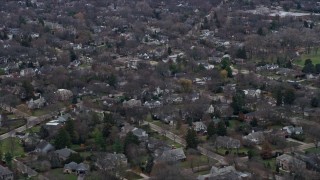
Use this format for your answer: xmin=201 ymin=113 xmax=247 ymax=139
xmin=276 ymin=154 xmax=306 ymax=171
xmin=54 ymin=89 xmax=73 ymax=101
xmin=282 ymin=126 xmax=303 ymax=136
xmin=63 ymin=162 xmax=89 ymax=175
xmin=132 ymin=127 xmax=148 ymax=141
xmin=0 ymin=165 xmax=13 ymax=180
xmin=119 ymin=123 xmax=135 ymax=138
xmin=197 ymin=165 xmax=251 ymax=180
xmin=123 ymin=99 xmax=142 ymax=108
xmin=34 ymin=140 xmax=55 ymax=154
xmin=192 ymin=121 xmax=207 ymax=133
xmin=95 ymin=153 xmax=128 ymax=171
xmin=243 ymin=131 xmax=265 ymax=145
xmin=54 ymin=148 xmax=76 ymax=161
xmin=215 ymin=136 xmax=241 ymax=149
xmin=155 ymin=147 xmax=186 ymax=163
xmin=27 ymin=97 xmax=46 ymax=109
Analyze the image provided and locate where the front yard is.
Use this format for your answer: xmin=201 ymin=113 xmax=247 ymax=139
xmin=0 ymin=137 xmax=25 ymax=157
xmin=0 ymin=118 xmax=26 ymax=135
xmin=42 ymin=168 xmax=77 ymax=180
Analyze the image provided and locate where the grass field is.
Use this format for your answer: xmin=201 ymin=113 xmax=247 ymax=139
xmin=295 ymin=51 xmax=320 ymax=66
xmin=0 ymin=119 xmax=26 ymax=135
xmin=215 ymin=147 xmax=249 ymax=156
xmin=305 ymin=147 xmax=320 ymax=154
xmin=180 ymin=155 xmax=211 ymax=169
xmin=0 ymin=137 xmax=25 ymax=157
xmin=123 ymin=171 xmax=143 ymax=180
xmin=43 ymin=168 xmax=77 ymax=180
xmin=262 ymin=158 xmax=277 ymax=172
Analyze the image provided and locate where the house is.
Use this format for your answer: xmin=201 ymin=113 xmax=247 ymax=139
xmin=243 ymin=131 xmax=265 ymax=145
xmin=276 ymin=154 xmax=306 ymax=171
xmin=27 ymin=97 xmax=46 ymax=109
xmin=132 ymin=127 xmax=148 ymax=141
xmin=206 ymin=105 xmax=215 ymax=114
xmin=95 ymin=153 xmax=128 ymax=171
xmin=193 ymin=121 xmax=207 ymax=133
xmin=282 ymin=126 xmax=303 ymax=136
xmin=54 ymin=89 xmax=73 ymax=101
xmin=155 ymin=148 xmax=186 ymax=163
xmin=147 ymin=138 xmax=171 ymax=157
xmin=63 ymin=162 xmax=89 ymax=175
xmin=20 ymin=68 xmax=36 ymax=77
xmin=123 ymin=99 xmax=142 ymax=108
xmin=242 ymin=89 xmax=261 ymax=99
xmin=54 ymin=148 xmax=76 ymax=161
xmin=215 ymin=136 xmax=241 ymax=149
xmin=144 ymin=100 xmax=162 ymax=109
xmin=34 ymin=140 xmax=55 ymax=154
xmin=119 ymin=123 xmax=135 ymax=138
xmin=197 ymin=166 xmax=251 ymax=180
xmin=0 ymin=164 xmax=13 ymax=180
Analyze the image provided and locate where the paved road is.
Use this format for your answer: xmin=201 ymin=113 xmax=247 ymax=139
xmin=0 ymin=104 xmax=59 ymax=140
xmin=146 ymin=122 xmax=227 ymax=165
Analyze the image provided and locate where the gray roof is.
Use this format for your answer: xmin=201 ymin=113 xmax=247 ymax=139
xmin=215 ymin=136 xmax=241 ymax=149
xmin=35 ymin=140 xmax=54 ymax=153
xmin=55 ymin=148 xmax=76 ymax=159
xmin=0 ymin=165 xmax=13 ymax=177
xmin=95 ymin=153 xmax=127 ymax=170
xmin=64 ymin=162 xmax=89 ymax=171
xmin=157 ymin=147 xmax=186 ymax=162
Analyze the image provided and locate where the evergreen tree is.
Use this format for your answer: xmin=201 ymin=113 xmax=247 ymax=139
xmin=93 ymin=129 xmax=106 ymax=151
xmin=38 ymin=126 xmax=49 ymax=139
xmin=275 ymin=88 xmax=283 ymax=106
xmin=311 ymin=97 xmax=319 ymax=108
xmin=236 ymin=47 xmax=247 ymax=59
xmin=54 ymin=128 xmax=71 ymax=149
xmin=207 ymin=121 xmax=216 ymax=138
xmin=65 ymin=119 xmax=76 ymax=143
xmin=186 ymin=129 xmax=198 ymax=149
xmin=217 ymin=121 xmax=227 ymax=136
xmin=145 ymin=156 xmax=154 ymax=174
xmin=112 ymin=139 xmax=123 ymax=153
xmin=124 ymin=132 xmax=139 ymax=154
xmin=283 ymin=88 xmax=295 ymax=105
xmin=167 ymin=47 xmax=172 ymax=55
xmin=4 ymin=152 xmax=12 ymax=167
xmin=226 ymin=66 xmax=233 ymax=78
xmin=231 ymin=91 xmax=245 ymax=114
xmin=69 ymin=50 xmax=77 ymax=61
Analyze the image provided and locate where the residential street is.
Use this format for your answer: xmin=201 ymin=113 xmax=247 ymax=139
xmin=146 ymin=122 xmax=227 ymax=164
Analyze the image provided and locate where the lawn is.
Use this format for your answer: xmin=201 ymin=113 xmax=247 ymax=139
xmin=194 ymin=169 xmax=210 ymax=176
xmin=0 ymin=119 xmax=26 ymax=135
xmin=0 ymin=137 xmax=25 ymax=157
xmin=149 ymin=131 xmax=183 ymax=148
xmin=32 ymin=109 xmax=49 ymax=116
xmin=305 ymin=147 xmax=320 ymax=154
xmin=123 ymin=171 xmax=143 ymax=180
xmin=228 ymin=120 xmax=241 ymax=130
xmin=43 ymin=168 xmax=77 ymax=180
xmin=294 ymin=51 xmax=320 ymax=66
xmin=262 ymin=158 xmax=277 ymax=172
xmin=180 ymin=155 xmax=211 ymax=169
xmin=214 ymin=147 xmax=249 ymax=156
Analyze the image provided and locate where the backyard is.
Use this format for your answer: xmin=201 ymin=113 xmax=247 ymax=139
xmin=294 ymin=51 xmax=320 ymax=66
xmin=42 ymin=168 xmax=77 ymax=180
xmin=0 ymin=137 xmax=25 ymax=157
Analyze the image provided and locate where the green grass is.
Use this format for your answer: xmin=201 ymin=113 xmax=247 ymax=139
xmin=305 ymin=147 xmax=320 ymax=154
xmin=180 ymin=155 xmax=212 ymax=169
xmin=32 ymin=109 xmax=49 ymax=116
xmin=0 ymin=119 xmax=26 ymax=135
xmin=150 ymin=131 xmax=183 ymax=148
xmin=194 ymin=169 xmax=210 ymax=176
xmin=228 ymin=120 xmax=241 ymax=129
xmin=44 ymin=168 xmax=77 ymax=180
xmin=215 ymin=147 xmax=249 ymax=156
xmin=0 ymin=137 xmax=25 ymax=157
xmin=26 ymin=125 xmax=41 ymax=134
xmin=262 ymin=158 xmax=277 ymax=172
xmin=123 ymin=171 xmax=143 ymax=180
xmin=295 ymin=51 xmax=320 ymax=66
